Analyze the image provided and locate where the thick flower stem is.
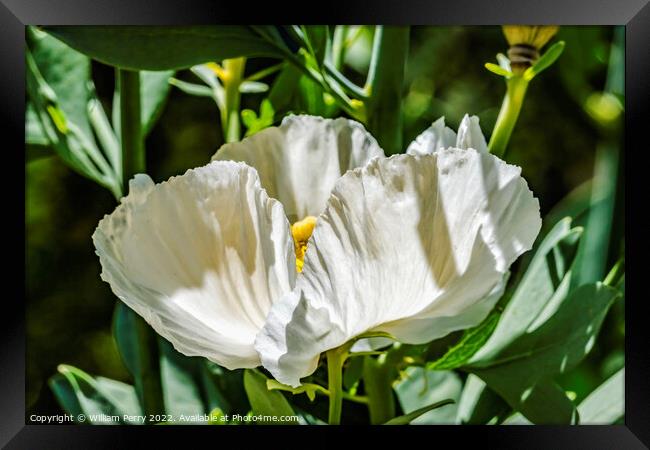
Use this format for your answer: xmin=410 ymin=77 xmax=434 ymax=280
xmin=362 ymin=354 xmax=396 ymax=424
xmin=488 ymin=75 xmax=529 ymax=158
xmin=326 ymin=346 xmax=348 ymax=425
xmin=117 ymin=68 xmax=164 ymax=421
xmin=118 ymin=69 xmax=145 ymax=191
xmin=222 ymin=57 xmax=245 ymax=143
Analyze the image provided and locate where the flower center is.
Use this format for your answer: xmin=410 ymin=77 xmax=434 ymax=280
xmin=291 ymin=216 xmax=317 ymax=272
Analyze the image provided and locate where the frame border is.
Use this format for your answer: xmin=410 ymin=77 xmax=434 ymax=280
xmin=5 ymin=0 xmax=648 ymax=447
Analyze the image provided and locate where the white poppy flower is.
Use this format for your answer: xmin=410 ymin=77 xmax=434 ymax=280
xmin=255 ymin=114 xmax=541 ymax=387
xmin=93 ymin=113 xmax=541 ymax=383
xmin=92 ymin=115 xmax=382 ymax=370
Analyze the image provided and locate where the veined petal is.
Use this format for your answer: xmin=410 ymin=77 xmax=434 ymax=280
xmin=407 ymin=114 xmax=488 ymax=155
xmin=212 ymin=114 xmax=385 ymax=222
xmin=93 ymin=161 xmax=295 ymax=370
xmin=256 ymin=150 xmax=540 ymax=386
xmin=406 ymin=117 xmax=457 ymax=155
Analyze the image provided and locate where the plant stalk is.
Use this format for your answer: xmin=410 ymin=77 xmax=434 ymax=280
xmin=488 ymin=75 xmax=529 ymax=158
xmin=117 ymin=68 xmax=164 ymax=421
xmin=222 ymin=57 xmax=245 ymax=142
xmin=362 ymin=353 xmax=396 ymax=424
xmin=326 ymin=346 xmax=348 ymax=425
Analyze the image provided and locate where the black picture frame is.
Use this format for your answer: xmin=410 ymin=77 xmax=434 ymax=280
xmin=4 ymin=0 xmax=648 ymax=447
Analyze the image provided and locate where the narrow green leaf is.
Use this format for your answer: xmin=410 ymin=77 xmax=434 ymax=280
xmin=394 ymin=367 xmax=462 ymax=424
xmin=169 ymin=78 xmax=214 ymax=98
xmin=485 ymin=62 xmax=512 ymax=78
xmin=49 ymin=365 xmax=142 ymax=424
xmin=43 ymin=26 xmax=283 ymax=71
xmin=243 ymin=370 xmax=296 ymax=423
xmin=524 ymin=41 xmax=565 ymax=81
xmin=384 ymin=399 xmax=455 ymax=425
xmin=239 ymin=80 xmax=269 ymax=94
xmin=577 ymin=368 xmax=624 ymax=424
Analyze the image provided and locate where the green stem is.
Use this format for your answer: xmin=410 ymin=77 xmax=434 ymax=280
xmin=488 ymin=75 xmax=529 ymax=158
xmin=364 ymin=26 xmax=409 ymax=155
xmin=222 ymin=57 xmax=245 ymax=142
xmin=331 ymin=25 xmax=348 ymax=70
xmin=326 ymin=346 xmax=348 ymax=425
xmin=117 ymin=69 xmax=164 ymax=421
xmin=118 ymin=69 xmax=145 ymax=188
xmin=362 ymin=353 xmax=396 ymax=424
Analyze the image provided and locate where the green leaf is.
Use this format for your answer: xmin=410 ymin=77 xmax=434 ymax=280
xmin=113 ymin=70 xmax=175 ymax=138
xmin=158 ymin=337 xmax=206 ymax=417
xmin=242 ymin=99 xmax=275 ymax=136
xmin=343 ymin=355 xmax=364 ymax=390
xmin=42 ymin=26 xmax=284 ymax=71
xmin=112 ymin=302 xmax=164 ymax=418
xmin=202 ymin=362 xmax=250 ymax=414
xmin=577 ymin=368 xmax=624 ymax=424
xmin=365 ymin=26 xmax=409 ymax=154
xmin=26 ymin=27 xmax=93 ymax=146
xmin=572 ymin=144 xmax=620 ymax=288
xmin=470 ymin=218 xmax=582 ymax=363
xmin=485 ymin=62 xmax=512 ymax=78
xmin=426 ymin=309 xmax=501 ymax=370
xmin=26 ymin=48 xmax=121 ymax=198
xmin=49 ymin=365 xmax=142 ymax=424
xmin=456 ymin=374 xmax=510 ymax=424
xmin=394 ymin=367 xmax=462 ymax=424
xmin=239 ymin=80 xmax=269 ymax=94
xmin=384 ymin=399 xmax=455 ymax=425
xmin=266 ymin=379 xmax=327 ymax=402
xmin=468 ymin=283 xmax=620 ymax=423
xmin=243 ymin=370 xmax=296 ymax=424
xmin=524 ymin=41 xmax=565 ymax=81
xmin=169 ymin=78 xmax=213 ymax=98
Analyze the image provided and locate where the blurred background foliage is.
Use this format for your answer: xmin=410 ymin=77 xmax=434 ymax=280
xmin=26 ymin=25 xmax=624 ymax=418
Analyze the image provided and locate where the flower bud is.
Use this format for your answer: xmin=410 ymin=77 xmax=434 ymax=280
xmin=502 ymin=26 xmax=559 ymax=73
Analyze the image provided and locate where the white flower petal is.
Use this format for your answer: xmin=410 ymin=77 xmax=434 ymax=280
xmin=407 ymin=115 xmax=488 ymax=155
xmin=406 ymin=117 xmax=457 ymax=156
xmin=212 ymin=114 xmax=384 ymax=222
xmin=256 ymin=150 xmax=540 ymax=386
xmin=455 ymin=114 xmax=488 ymax=153
xmin=93 ymin=161 xmax=295 ymax=370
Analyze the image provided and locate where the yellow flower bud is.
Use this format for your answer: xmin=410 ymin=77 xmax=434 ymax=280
xmin=502 ymin=26 xmax=559 ymax=73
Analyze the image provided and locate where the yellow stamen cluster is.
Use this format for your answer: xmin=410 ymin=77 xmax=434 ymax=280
xmin=291 ymin=216 xmax=317 ymax=272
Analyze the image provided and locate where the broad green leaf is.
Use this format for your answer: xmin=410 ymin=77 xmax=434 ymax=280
xmin=49 ymin=365 xmax=142 ymax=424
xmin=158 ymin=337 xmax=205 ymax=417
xmin=384 ymin=399 xmax=455 ymax=425
xmin=577 ymin=368 xmax=624 ymax=424
xmin=43 ymin=26 xmax=284 ymax=71
xmin=394 ymin=367 xmax=462 ymax=424
xmin=343 ymin=355 xmax=364 ymax=390
xmin=26 ymin=27 xmax=93 ymax=146
xmin=202 ymin=361 xmax=249 ymax=414
xmin=300 ymin=25 xmax=329 ymax=65
xmin=113 ymin=70 xmax=175 ymax=138
xmin=468 ymin=283 xmax=620 ymax=423
xmin=112 ymin=302 xmax=164 ymax=417
xmin=266 ymin=380 xmax=327 ymax=402
xmin=243 ymin=370 xmax=296 ymax=424
xmin=540 ymin=180 xmax=592 ymax=238
xmin=524 ymin=41 xmax=565 ymax=81
xmin=456 ymin=374 xmax=510 ymax=424
xmin=470 ymin=218 xmax=582 ymax=363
